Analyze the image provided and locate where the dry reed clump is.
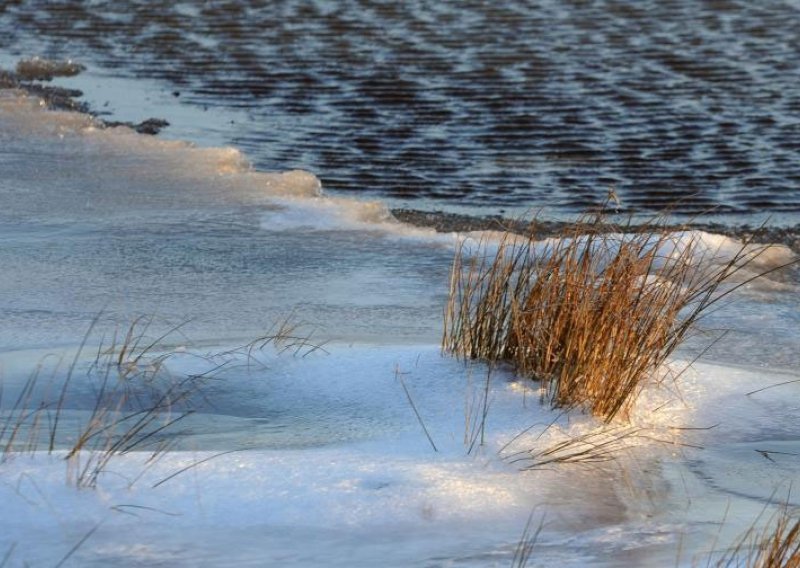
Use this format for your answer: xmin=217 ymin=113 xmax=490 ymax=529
xmin=443 ymin=214 xmax=795 ymax=422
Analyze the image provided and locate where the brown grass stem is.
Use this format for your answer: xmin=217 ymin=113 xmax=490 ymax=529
xmin=395 ymin=365 xmax=438 ymax=453
xmin=713 ymin=502 xmax=800 ymax=567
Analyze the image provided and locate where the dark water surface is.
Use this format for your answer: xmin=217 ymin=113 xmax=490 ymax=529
xmin=2 ymin=1 xmax=800 ymax=216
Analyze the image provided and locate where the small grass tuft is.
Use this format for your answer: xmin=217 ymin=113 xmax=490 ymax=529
xmin=1 ymin=313 xmax=312 ymax=488
xmin=714 ymin=505 xmax=800 ymax=567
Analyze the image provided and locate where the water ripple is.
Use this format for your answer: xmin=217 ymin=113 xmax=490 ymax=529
xmin=2 ymin=0 xmax=799 ymax=216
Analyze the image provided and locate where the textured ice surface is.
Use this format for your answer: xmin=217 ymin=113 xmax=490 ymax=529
xmin=0 ymin=92 xmax=456 ymax=349
xmin=1 ymin=345 xmax=797 ymax=566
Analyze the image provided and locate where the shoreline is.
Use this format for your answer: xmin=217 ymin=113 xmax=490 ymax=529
xmin=391 ymin=208 xmax=800 ymax=253
xmin=1 ymin=64 xmax=170 ymax=135
xmin=4 ymin=62 xmax=799 ymax=253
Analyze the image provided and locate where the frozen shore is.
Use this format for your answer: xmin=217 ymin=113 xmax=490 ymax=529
xmin=391 ymin=208 xmax=800 ymax=254
xmin=5 ymin=61 xmax=799 ymax=255
xmin=1 ymin=63 xmax=170 ymax=135
xmin=2 ymin=60 xmax=799 ymax=566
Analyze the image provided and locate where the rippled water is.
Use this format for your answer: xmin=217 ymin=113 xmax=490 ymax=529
xmin=2 ymin=1 xmax=800 ymax=216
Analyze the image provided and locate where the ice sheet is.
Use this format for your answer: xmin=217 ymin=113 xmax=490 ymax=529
xmin=2 ymin=343 xmax=797 ymax=566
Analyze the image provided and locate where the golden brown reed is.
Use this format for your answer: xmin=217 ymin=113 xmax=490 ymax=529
xmin=443 ymin=213 xmax=794 ymax=422
xmin=714 ymin=506 xmax=800 ymax=568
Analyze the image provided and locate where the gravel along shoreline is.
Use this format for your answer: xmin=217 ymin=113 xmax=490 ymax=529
xmin=3 ymin=60 xmax=798 ymax=254
xmin=391 ymin=208 xmax=800 ymax=255
xmin=1 ymin=62 xmax=170 ymax=135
